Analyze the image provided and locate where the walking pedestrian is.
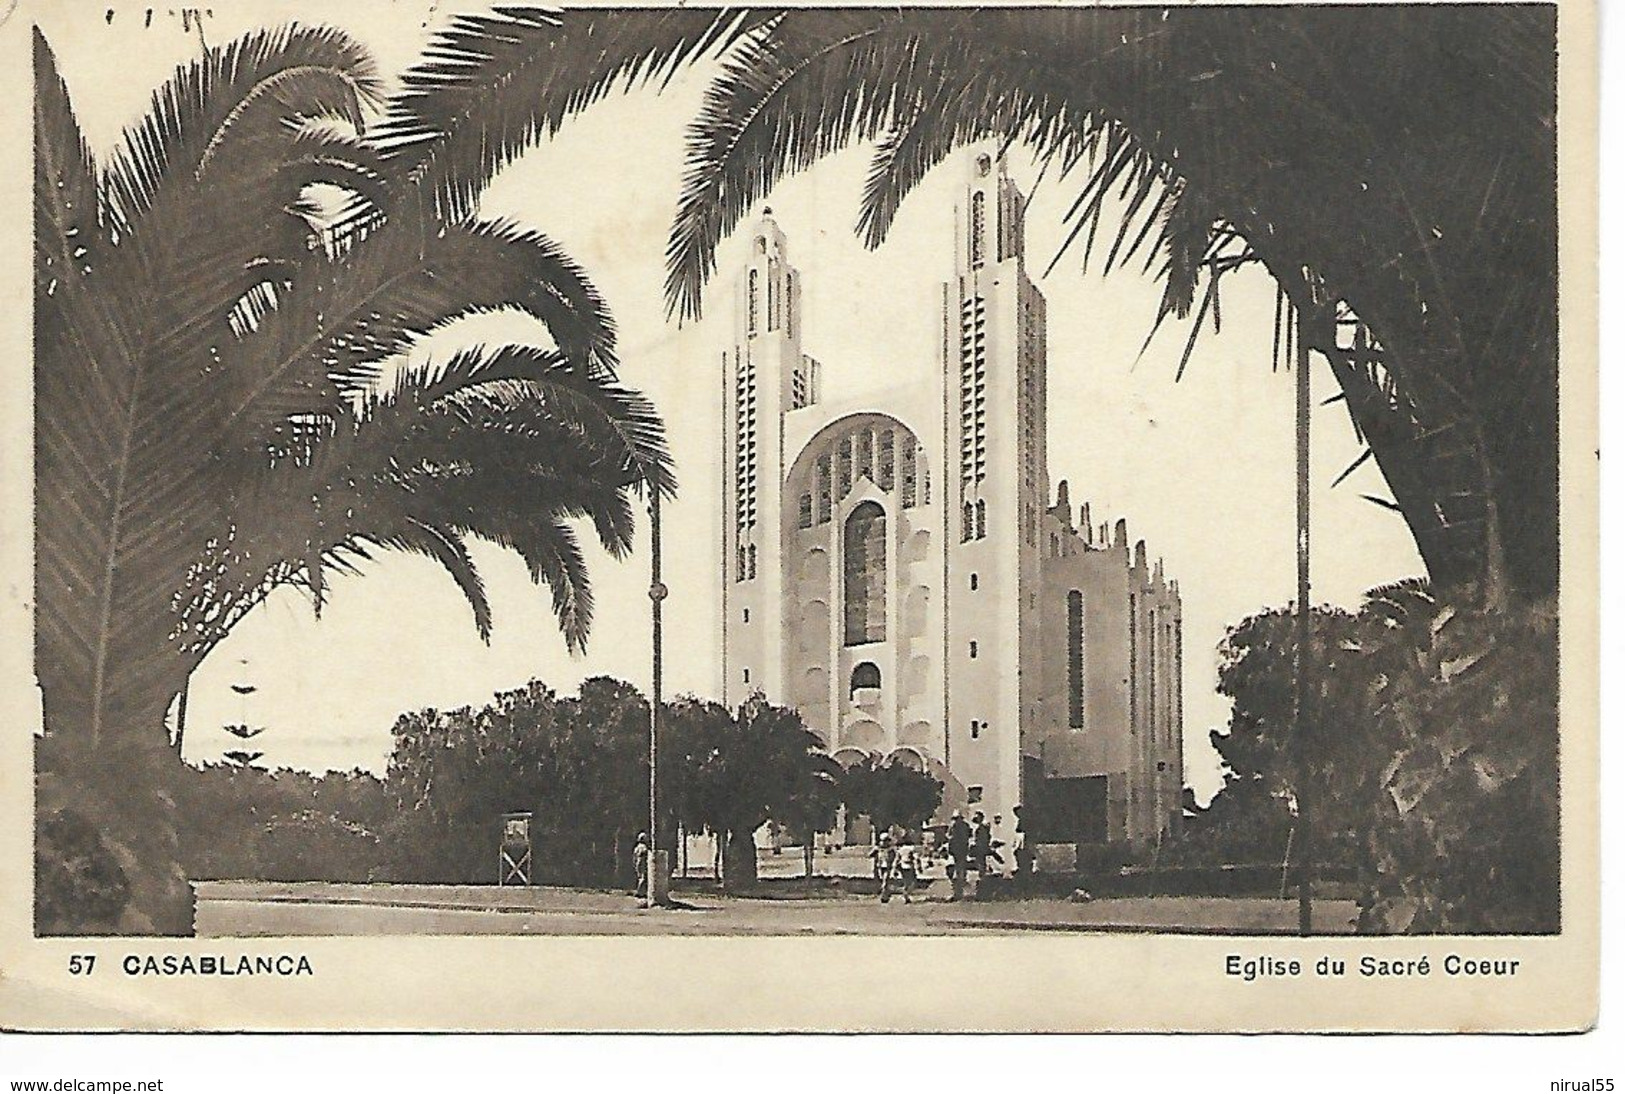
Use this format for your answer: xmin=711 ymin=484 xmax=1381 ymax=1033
xmin=947 ymin=810 xmax=971 ymax=902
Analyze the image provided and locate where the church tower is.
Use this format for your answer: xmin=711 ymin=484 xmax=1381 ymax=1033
xmin=721 ymin=210 xmax=818 ymax=705
xmin=941 ymin=149 xmax=1050 ymax=822
xmin=714 ymin=148 xmax=1182 ymax=852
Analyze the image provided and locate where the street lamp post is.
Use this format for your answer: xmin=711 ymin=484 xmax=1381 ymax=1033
xmin=647 ymin=491 xmax=669 ymax=908
xmin=1294 ymin=302 xmax=1314 ymax=938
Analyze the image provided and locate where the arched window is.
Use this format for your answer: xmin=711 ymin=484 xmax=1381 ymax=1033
xmin=1068 ymin=590 xmax=1085 ymax=729
xmin=975 ymin=499 xmax=987 ymax=539
xmin=849 ymin=661 xmax=881 ymax=698
xmin=843 ymin=501 xmax=887 ymax=645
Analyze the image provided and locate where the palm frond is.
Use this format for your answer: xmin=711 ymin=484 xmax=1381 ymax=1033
xmin=379 ymin=521 xmax=494 ymax=642
xmin=378 ymin=6 xmax=770 ymax=224
xmin=214 ymin=218 xmax=622 ymax=461
xmin=101 ymin=24 xmax=382 ymax=229
xmin=667 ymin=10 xmax=983 ymax=320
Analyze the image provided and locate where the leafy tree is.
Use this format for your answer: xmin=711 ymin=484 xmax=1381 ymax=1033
xmin=34 ymin=22 xmax=671 ymax=933
xmin=383 ymin=677 xmax=654 ymax=888
xmin=168 ymin=763 xmax=392 ymax=885
xmin=838 ymin=757 xmax=944 ymax=838
xmin=771 ymin=746 xmax=842 ymax=880
xmin=666 ymin=694 xmax=836 ymax=890
xmin=1180 ymin=584 xmax=1558 ymax=933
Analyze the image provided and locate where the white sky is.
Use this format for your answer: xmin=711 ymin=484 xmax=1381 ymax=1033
xmin=42 ymin=2 xmax=1424 ymax=802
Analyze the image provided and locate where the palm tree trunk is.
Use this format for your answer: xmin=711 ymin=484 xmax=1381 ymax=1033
xmin=1470 ymin=419 xmax=1511 ymax=613
xmin=36 ymin=719 xmax=195 ymax=935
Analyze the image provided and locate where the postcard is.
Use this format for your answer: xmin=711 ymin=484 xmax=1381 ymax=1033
xmin=0 ymin=0 xmax=1598 ymax=1032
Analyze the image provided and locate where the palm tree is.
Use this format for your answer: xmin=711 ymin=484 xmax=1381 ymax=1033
xmin=34 ymin=23 xmax=672 ymax=932
xmin=647 ymin=7 xmax=1556 ymax=609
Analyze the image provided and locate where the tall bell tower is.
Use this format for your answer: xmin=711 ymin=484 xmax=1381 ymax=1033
xmin=940 ymin=149 xmax=1050 ymax=821
xmin=721 ymin=210 xmax=818 ymax=705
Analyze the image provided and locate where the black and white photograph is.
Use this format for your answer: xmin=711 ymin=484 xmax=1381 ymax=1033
xmin=3 ymin=0 xmax=1599 ymax=1034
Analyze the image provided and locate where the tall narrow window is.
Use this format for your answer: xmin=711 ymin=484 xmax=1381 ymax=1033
xmin=843 ymin=501 xmax=887 ymax=645
xmin=970 ymin=191 xmax=986 ymax=267
xmin=748 ymin=269 xmax=759 ymax=334
xmin=975 ymin=499 xmax=987 ymax=539
xmin=816 ymin=455 xmax=832 ymax=523
xmin=747 ymin=544 xmax=757 ymax=580
xmin=1067 ymin=590 xmax=1085 ymax=729
xmin=1148 ymin=607 xmax=1157 ymax=743
xmin=1129 ymin=593 xmax=1138 ymax=732
xmin=962 ymin=501 xmax=974 ymax=542
xmin=798 ymin=494 xmax=813 ymax=529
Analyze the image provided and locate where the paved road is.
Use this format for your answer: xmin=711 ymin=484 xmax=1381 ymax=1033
xmin=194 ymin=881 xmax=1360 ymax=937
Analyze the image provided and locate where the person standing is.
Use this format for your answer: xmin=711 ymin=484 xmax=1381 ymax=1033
xmin=896 ymin=832 xmax=920 ymax=904
xmin=947 ymin=810 xmax=971 ymax=902
xmin=633 ymin=832 xmax=650 ymax=900
xmin=1012 ymin=805 xmax=1034 ymax=883
xmin=874 ymin=833 xmax=899 ymax=903
xmin=970 ymin=812 xmax=992 ymax=896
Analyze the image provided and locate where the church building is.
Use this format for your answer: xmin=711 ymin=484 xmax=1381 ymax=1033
xmin=719 ymin=149 xmax=1184 ymax=850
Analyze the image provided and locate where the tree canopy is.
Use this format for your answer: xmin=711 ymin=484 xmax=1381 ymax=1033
xmin=1181 ymin=585 xmax=1558 ymax=933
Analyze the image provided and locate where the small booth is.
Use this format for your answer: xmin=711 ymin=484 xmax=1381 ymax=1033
xmin=499 ymin=811 xmax=533 ymax=886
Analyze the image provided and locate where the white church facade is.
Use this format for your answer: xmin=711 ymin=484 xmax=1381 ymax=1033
xmin=719 ymin=150 xmax=1184 ymax=849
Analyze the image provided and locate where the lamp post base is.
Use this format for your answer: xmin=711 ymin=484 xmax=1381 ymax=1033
xmin=646 ymin=850 xmax=671 ymax=908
